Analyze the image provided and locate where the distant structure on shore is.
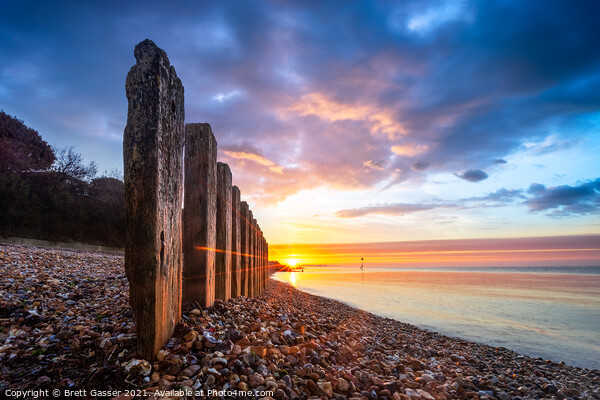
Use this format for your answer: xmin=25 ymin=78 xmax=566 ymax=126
xmin=361 ymin=257 xmax=364 ymax=270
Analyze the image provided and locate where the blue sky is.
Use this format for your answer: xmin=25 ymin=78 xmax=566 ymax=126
xmin=1 ymin=0 xmax=599 ymax=243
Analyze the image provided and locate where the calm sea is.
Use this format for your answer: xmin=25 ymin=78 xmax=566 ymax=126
xmin=272 ymin=266 xmax=600 ymax=370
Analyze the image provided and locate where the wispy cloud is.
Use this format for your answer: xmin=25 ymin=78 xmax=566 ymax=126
xmin=222 ymin=150 xmax=283 ymax=174
xmin=470 ymin=188 xmax=526 ymax=204
xmin=391 ymin=144 xmax=429 ymax=157
xmin=335 ymin=179 xmax=599 ymax=218
xmin=336 ymin=203 xmax=448 ymax=218
xmin=406 ymin=0 xmax=474 ymax=34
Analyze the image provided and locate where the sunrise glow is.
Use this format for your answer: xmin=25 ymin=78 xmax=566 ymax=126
xmin=286 ymin=258 xmax=299 ymax=267
xmin=269 ymin=235 xmax=600 ymax=268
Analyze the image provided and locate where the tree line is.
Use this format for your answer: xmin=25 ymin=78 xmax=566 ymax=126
xmin=0 ymin=110 xmax=125 ymax=248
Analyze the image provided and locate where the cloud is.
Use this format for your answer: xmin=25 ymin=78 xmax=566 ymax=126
xmin=411 ymin=161 xmax=429 ymax=171
xmin=405 ymin=0 xmax=474 ymax=34
xmin=526 ymin=179 xmax=600 ymax=215
xmin=474 ymin=188 xmax=525 ymax=203
xmin=455 ymin=169 xmax=489 ymax=182
xmin=336 ymin=203 xmax=446 ymax=218
xmin=522 ymin=135 xmax=579 ymax=156
xmin=1 ymin=0 xmax=600 ymax=204
xmin=493 ymin=159 xmax=507 ymax=164
xmin=334 ymin=187 xmax=526 ymax=219
xmin=219 ymin=154 xmax=317 ymax=204
xmin=336 ymin=178 xmax=600 ymax=219
xmin=364 ymin=160 xmax=385 ymax=170
xmin=212 ymin=90 xmax=242 ymax=103
xmin=391 ymin=144 xmax=429 ymax=157
xmin=527 ymin=183 xmax=547 ymax=196
xmin=222 ymin=150 xmax=283 ymax=174
xmin=283 ymin=92 xmax=407 ymax=140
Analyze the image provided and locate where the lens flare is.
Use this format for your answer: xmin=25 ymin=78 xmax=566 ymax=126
xmin=287 ymin=258 xmax=298 ymax=267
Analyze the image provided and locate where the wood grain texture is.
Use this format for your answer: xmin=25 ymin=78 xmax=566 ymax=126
xmin=123 ymin=39 xmax=184 ymax=360
xmin=183 ymin=123 xmax=217 ymax=308
xmin=215 ymin=162 xmax=232 ymax=301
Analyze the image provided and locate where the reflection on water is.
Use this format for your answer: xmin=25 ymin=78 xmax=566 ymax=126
xmin=273 ymin=267 xmax=600 ymax=369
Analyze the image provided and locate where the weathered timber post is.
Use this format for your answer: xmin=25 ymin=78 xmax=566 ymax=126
xmin=257 ymin=227 xmax=262 ymax=295
xmin=261 ymin=236 xmax=267 ymax=290
xmin=260 ymin=232 xmax=266 ymax=293
xmin=254 ymin=220 xmax=259 ymax=296
xmin=231 ymin=186 xmax=241 ymax=298
xmin=215 ymin=162 xmax=232 ymax=301
xmin=258 ymin=236 xmax=262 ymax=293
xmin=123 ymin=39 xmax=184 ymax=360
xmin=265 ymin=240 xmax=268 ymax=288
xmin=240 ymin=201 xmax=250 ymax=296
xmin=183 ymin=123 xmax=217 ymax=308
xmin=248 ymin=211 xmax=255 ymax=297
xmin=258 ymin=223 xmax=262 ymax=295
xmin=252 ymin=218 xmax=258 ymax=296
xmin=265 ymin=239 xmax=269 ymax=288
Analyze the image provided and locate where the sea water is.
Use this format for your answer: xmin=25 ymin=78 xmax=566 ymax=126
xmin=272 ymin=266 xmax=600 ymax=369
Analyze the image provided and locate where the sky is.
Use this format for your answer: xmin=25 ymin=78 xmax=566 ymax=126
xmin=1 ymin=0 xmax=599 ymax=266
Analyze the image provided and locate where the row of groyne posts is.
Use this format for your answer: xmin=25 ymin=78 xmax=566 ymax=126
xmin=123 ymin=39 xmax=269 ymax=359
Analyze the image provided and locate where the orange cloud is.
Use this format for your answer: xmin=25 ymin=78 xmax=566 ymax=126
xmin=219 ymin=150 xmax=318 ymax=204
xmin=284 ymin=92 xmax=407 ymax=139
xmin=222 ymin=150 xmax=284 ymax=174
xmin=391 ymin=144 xmax=429 ymax=157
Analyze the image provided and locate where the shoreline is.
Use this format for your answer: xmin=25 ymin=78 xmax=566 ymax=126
xmin=269 ymin=270 xmax=600 ymax=371
xmin=1 ymin=244 xmax=599 ymax=399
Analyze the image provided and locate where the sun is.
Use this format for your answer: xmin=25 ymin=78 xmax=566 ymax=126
xmin=287 ymin=258 xmax=298 ymax=267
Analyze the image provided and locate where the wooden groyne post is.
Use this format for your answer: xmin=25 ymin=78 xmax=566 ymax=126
xmin=264 ymin=238 xmax=269 ymax=290
xmin=231 ymin=186 xmax=241 ymax=297
xmin=260 ymin=236 xmax=264 ymax=292
xmin=182 ymin=123 xmax=217 ymax=308
xmin=215 ymin=162 xmax=232 ymax=301
xmin=252 ymin=218 xmax=258 ymax=296
xmin=123 ymin=39 xmax=184 ymax=360
xmin=240 ymin=201 xmax=250 ymax=296
xmin=249 ymin=212 xmax=255 ymax=297
xmin=254 ymin=225 xmax=262 ymax=296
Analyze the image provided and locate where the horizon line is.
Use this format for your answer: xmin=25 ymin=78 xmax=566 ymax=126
xmin=268 ymin=233 xmax=600 ymax=247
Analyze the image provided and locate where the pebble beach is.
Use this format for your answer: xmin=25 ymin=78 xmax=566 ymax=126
xmin=1 ymin=244 xmax=599 ymax=399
